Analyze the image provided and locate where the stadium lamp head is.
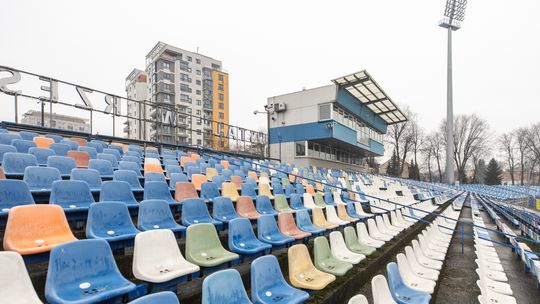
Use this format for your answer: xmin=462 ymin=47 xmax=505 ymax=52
xmin=439 ymin=0 xmax=467 ymax=31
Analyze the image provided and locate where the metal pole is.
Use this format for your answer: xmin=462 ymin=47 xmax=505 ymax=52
xmin=266 ymin=111 xmax=270 ymax=158
xmin=445 ymin=27 xmax=455 ymax=184
xmin=41 ymin=99 xmax=45 ymax=126
xmin=14 ymin=94 xmax=18 ymax=123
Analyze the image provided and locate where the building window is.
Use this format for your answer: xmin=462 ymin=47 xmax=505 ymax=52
xmin=196 ymin=100 xmax=201 ymax=106
xmin=164 ymin=94 xmax=171 ymax=101
xmin=212 ymin=63 xmax=220 ymax=69
xmin=218 ymin=84 xmax=224 ymax=91
xmin=218 ymin=103 xmax=224 ymax=110
xmin=187 ymin=56 xmax=192 ymax=62
xmin=180 ymin=84 xmax=191 ymax=93
xmin=196 ymin=90 xmax=201 ymax=95
xmin=196 ymin=80 xmax=201 ymax=85
xmin=319 ymin=103 xmax=332 ymax=120
xmin=196 ymin=58 xmax=201 ymax=64
xmin=295 ymin=141 xmax=306 ymax=156
xmin=218 ymin=74 xmax=224 ymax=81
xmin=180 ymin=61 xmax=190 ymax=72
xmin=180 ymin=73 xmax=191 ymax=82
xmin=163 ymin=73 xmax=173 ymax=81
xmin=187 ymin=108 xmax=192 ymax=114
xmin=218 ymin=112 xmax=224 ymax=119
xmin=180 ymin=94 xmax=191 ymax=103
xmin=218 ymin=93 xmax=224 ymax=101
xmin=163 ymin=84 xmax=173 ymax=92
xmin=196 ymin=110 xmax=201 ymax=115
xmin=163 ymin=62 xmax=171 ymax=70
xmin=196 ymin=70 xmax=201 ymax=76
xmin=197 ymin=139 xmax=202 ymax=145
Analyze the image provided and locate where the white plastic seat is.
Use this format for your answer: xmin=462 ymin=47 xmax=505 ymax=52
xmin=347 ymin=294 xmax=368 ymax=304
xmin=404 ymin=246 xmax=439 ymax=280
xmin=367 ymin=218 xmax=393 ymax=241
xmin=475 ymin=250 xmax=501 ymax=264
xmin=475 ymin=260 xmax=508 ymax=282
xmin=356 ymin=222 xmax=385 ymax=248
xmin=382 ymin=214 xmax=403 ymax=233
xmin=391 ymin=211 xmax=410 ymax=229
xmin=418 ymin=234 xmax=446 ymax=255
xmin=413 ymin=239 xmax=444 ymax=262
xmin=303 ymin=193 xmax=318 ymax=209
xmin=375 ymin=216 xmax=399 ymax=237
xmin=476 ymin=258 xmax=504 ymax=272
xmin=401 ymin=208 xmax=417 ymax=223
xmin=0 ymin=251 xmax=42 ymax=304
xmin=354 ymin=202 xmax=374 ymax=217
xmin=133 ymin=229 xmax=200 ymax=283
xmin=145 ymin=157 xmax=161 ymax=165
xmin=427 ymin=225 xmax=452 ymax=242
xmin=333 ymin=192 xmax=347 ymax=206
xmin=329 ymin=231 xmax=365 ymax=264
xmin=326 ymin=206 xmax=349 ymax=226
xmin=477 ymin=280 xmax=517 ymax=304
xmin=371 ymin=274 xmax=398 ymax=304
xmin=422 ymin=230 xmax=449 ymax=251
xmin=396 ymin=253 xmax=436 ymax=294
xmin=475 ymin=269 xmax=513 ymax=296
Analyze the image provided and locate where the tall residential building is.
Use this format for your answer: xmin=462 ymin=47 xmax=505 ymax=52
xmin=21 ymin=110 xmax=90 ymax=133
xmin=125 ymin=69 xmax=151 ymax=140
xmin=132 ymin=41 xmax=229 ymax=149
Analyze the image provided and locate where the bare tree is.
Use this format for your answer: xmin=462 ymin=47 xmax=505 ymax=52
xmin=515 ymin=127 xmax=528 ymax=185
xmin=420 ymin=140 xmax=433 ymax=182
xmin=410 ymin=118 xmax=424 ymax=169
xmin=424 ymin=131 xmax=445 ymax=182
xmin=499 ymin=132 xmax=516 ymax=185
xmin=386 ymin=107 xmax=414 ymax=176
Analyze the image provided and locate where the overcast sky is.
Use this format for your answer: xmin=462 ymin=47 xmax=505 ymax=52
xmin=1 ymin=0 xmax=539 ymax=140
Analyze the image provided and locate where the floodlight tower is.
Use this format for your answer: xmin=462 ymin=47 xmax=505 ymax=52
xmin=439 ymin=0 xmax=467 ymax=184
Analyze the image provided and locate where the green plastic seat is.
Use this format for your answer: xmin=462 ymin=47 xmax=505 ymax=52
xmin=313 ymin=236 xmax=353 ymax=276
xmin=313 ymin=193 xmax=327 ymax=207
xmin=185 ymin=223 xmax=239 ymax=267
xmin=281 ymin=177 xmax=290 ymax=186
xmin=344 ymin=226 xmax=376 ymax=256
xmin=274 ymin=194 xmax=294 ymax=213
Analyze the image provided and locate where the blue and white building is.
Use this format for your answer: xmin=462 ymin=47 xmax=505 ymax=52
xmin=267 ymin=70 xmax=407 ymax=171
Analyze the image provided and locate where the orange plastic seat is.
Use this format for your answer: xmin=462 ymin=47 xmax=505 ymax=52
xmin=206 ymin=168 xmax=218 ymax=181
xmin=191 ymin=174 xmax=207 ymax=191
xmin=258 ymin=183 xmax=274 ymax=200
xmin=278 ymin=212 xmax=312 ymax=239
xmin=33 ymin=137 xmax=54 ymax=148
xmin=111 ymin=142 xmax=127 ymax=152
xmin=337 ymin=204 xmax=359 ymax=222
xmin=0 ymin=167 xmax=5 ymax=179
xmin=220 ymin=160 xmax=229 ymax=169
xmin=236 ymin=196 xmax=261 ymax=220
xmin=70 ymin=137 xmax=87 ymax=147
xmin=247 ymin=171 xmax=259 ymax=183
xmin=175 ymin=182 xmax=199 ymax=202
xmin=305 ymin=184 xmax=316 ymax=195
xmin=180 ymin=156 xmax=194 ymax=167
xmin=3 ymin=205 xmax=77 ymax=255
xmin=144 ymin=163 xmax=164 ymax=175
xmin=221 ymin=182 xmax=239 ymax=202
xmin=288 ymin=244 xmax=336 ymax=290
xmin=67 ymin=151 xmax=90 ymax=168
xmin=146 ymin=146 xmax=158 ymax=151
xmin=190 ymin=153 xmax=201 ymax=160
xmin=312 ymin=207 xmax=338 ymax=229
xmin=230 ymin=175 xmax=242 ymax=190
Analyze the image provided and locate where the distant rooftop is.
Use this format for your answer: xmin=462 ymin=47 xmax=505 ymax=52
xmin=23 ymin=110 xmax=89 ymax=124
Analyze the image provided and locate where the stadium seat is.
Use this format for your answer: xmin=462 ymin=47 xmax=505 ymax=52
xmin=12 ymin=139 xmax=37 ymax=153
xmin=3 ymin=152 xmax=38 ymax=177
xmin=23 ymin=166 xmax=61 ymax=193
xmin=274 ymin=194 xmax=294 ymax=213
xmin=70 ymin=168 xmax=102 ymax=192
xmin=386 ymin=262 xmax=431 ymax=304
xmin=201 ymin=269 xmax=250 ymax=304
xmin=49 ymin=143 xmax=70 ymax=156
xmin=45 ymin=239 xmax=136 ymax=304
xmin=19 ymin=131 xmax=37 ymax=141
xmin=87 ymin=141 xmax=104 ymax=154
xmin=175 ymin=182 xmax=199 ymax=202
xmin=3 ymin=204 xmax=77 ymax=255
xmin=212 ymin=196 xmax=241 ymax=224
xmin=98 ymin=153 xmax=119 ymax=169
xmin=114 ymin=170 xmax=144 ymax=192
xmin=137 ymin=200 xmax=186 ymax=234
xmin=348 ymin=295 xmax=369 ymax=304
xmin=0 ymin=251 xmax=42 ymax=303
xmin=34 ymin=136 xmax=54 ymax=148
xmin=100 ymin=181 xmax=139 ymax=206
xmin=47 ymin=155 xmax=76 ymax=178
xmin=278 ymin=212 xmax=312 ymax=240
xmin=343 ymin=226 xmax=376 ymax=256
xmin=329 ymin=231 xmax=365 ymax=264
xmin=146 ymin=172 xmax=167 ymax=183
xmin=410 ymin=241 xmax=443 ymax=270
xmin=86 ymin=202 xmax=140 ymax=242
xmin=165 ymin=165 xmax=182 ymax=177
xmin=295 ymin=209 xmax=325 ymax=235
xmin=191 ymin=174 xmax=207 ymax=191
xmin=356 ymin=222 xmax=385 ymax=249
xmin=221 ymin=182 xmax=240 ymax=202
xmin=0 ymin=179 xmax=35 ymax=217
xmin=185 ymin=223 xmax=239 ymax=267
xmin=45 ymin=134 xmax=63 ymax=143
xmin=251 ymin=255 xmax=310 ymax=304
xmin=289 ymin=193 xmax=307 ymax=211
xmin=338 ymin=204 xmax=359 ymax=222
xmin=326 ymin=206 xmax=349 ymax=226
xmin=312 ymin=207 xmax=339 ymax=230
xmin=257 ymin=214 xmax=295 ymax=246
xmin=60 ymin=139 xmax=79 ymax=150
xmin=133 ymin=229 xmax=199 ymax=285
xmin=302 ymin=193 xmax=318 ymax=209
xmin=143 ymin=181 xmax=178 ymax=206
xmin=0 ymin=144 xmax=17 ymax=165
xmin=396 ymin=253 xmax=436 ymax=294
xmin=236 ymin=196 xmax=261 ymax=220
xmin=145 ymin=162 xmax=164 ymax=175
xmin=67 ymin=150 xmax=90 ymax=168
xmin=78 ymin=146 xmax=98 ymax=159
xmin=313 ymin=236 xmax=353 ymax=276
xmin=128 ymin=291 xmax=180 ymax=304
xmin=103 ymin=148 xmax=121 ymax=160
xmin=313 ymin=193 xmax=327 ymax=208
xmin=228 ymin=217 xmax=272 ymax=256
xmin=371 ymin=275 xmax=398 ymax=304
xmin=288 ymin=244 xmax=336 ymax=290
xmin=70 ymin=137 xmax=87 ymax=147
xmin=258 ymin=183 xmax=274 ymax=200
xmin=367 ymin=218 xmax=393 ymax=241
xmin=0 ymin=133 xmax=21 ymax=145
xmin=206 ymin=167 xmax=218 ymax=181
xmin=28 ymin=147 xmax=55 ymax=166
xmin=404 ymin=246 xmax=439 ymax=280
xmin=119 ymin=161 xmax=143 ymax=177
xmin=256 ymin=195 xmax=278 ymax=216
xmin=49 ymin=180 xmax=95 ymax=212
xmin=241 ymin=182 xmax=257 ymax=199
xmin=181 ymin=198 xmax=223 ymax=229
xmin=230 ymin=175 xmax=242 ymax=190
xmin=200 ymin=182 xmax=220 ymax=202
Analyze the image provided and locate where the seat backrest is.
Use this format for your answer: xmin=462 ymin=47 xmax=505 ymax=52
xmin=0 ymin=179 xmax=35 ymax=211
xmin=100 ymin=181 xmax=138 ymax=205
xmin=70 ymin=168 xmax=102 ymax=189
xmin=191 ymin=174 xmax=207 ymax=190
xmin=236 ymin=196 xmax=259 ymax=216
xmin=118 ymin=161 xmax=142 ymax=176
xmin=314 ymin=193 xmax=326 ymax=207
xmin=251 ymin=255 xmax=296 ymax=302
xmin=386 ymin=262 xmax=405 ymax=295
xmin=0 ymin=144 xmax=17 ymax=163
xmin=50 ymin=180 xmax=94 ymax=209
xmin=0 ymin=251 xmax=41 ymax=302
xmin=144 ymin=162 xmax=163 ymax=175
xmin=185 ymin=223 xmax=224 ymax=258
xmin=295 ymin=209 xmax=315 ymax=228
xmin=78 ymin=146 xmax=98 ymax=159
xmin=67 ymin=151 xmax=90 ymax=168
xmin=278 ymin=212 xmax=301 ymax=234
xmin=289 ymin=193 xmax=303 ymax=209
xmin=175 ymin=182 xmax=199 ymax=202
xmin=205 ymin=168 xmax=218 ymax=181
xmin=49 ymin=143 xmax=71 ymax=156
xmin=113 ymin=170 xmax=142 ymax=189
xmin=45 ymin=134 xmax=63 ymax=143
xmin=314 ymin=236 xmax=332 ymax=262
xmin=70 ymin=137 xmax=87 ymax=147
xmin=86 ymin=202 xmax=138 ymax=237
xmin=312 ymin=207 xmax=330 ymax=226
xmin=12 ymin=139 xmax=37 ymax=153
xmin=60 ymin=139 xmax=79 ymax=150
xmin=372 ymin=274 xmax=397 ymax=304
xmin=202 ymin=269 xmax=250 ymax=304
xmin=128 ymin=291 xmax=180 ymax=304
xmin=274 ymin=194 xmax=290 ymax=210
xmin=97 ymin=153 xmax=119 ymax=168
xmin=221 ymin=182 xmax=239 ymax=198
xmin=257 ymin=214 xmax=281 ymax=238
xmin=87 ymin=141 xmax=104 ymax=153
xmin=19 ymin=131 xmax=38 ymax=141
xmin=28 ymin=147 xmax=55 ymax=165
xmin=0 ymin=133 xmax=21 ymax=145
xmin=88 ymin=159 xmax=114 ymax=176
xmin=23 ymin=166 xmax=61 ymax=190
xmin=181 ymin=198 xmax=212 ymax=224
xmin=200 ymin=182 xmax=220 ymax=201
xmin=288 ymin=244 xmax=315 ymax=276
xmin=3 ymin=152 xmax=38 ymax=174
xmin=137 ymin=200 xmax=176 ymax=229
xmin=228 ymin=217 xmax=257 ymax=245
xmin=165 ymin=165 xmax=182 ymax=176
xmin=47 ymin=155 xmax=76 ymax=175
xmin=256 ymin=195 xmax=275 ymax=213
xmin=146 ymin=172 xmax=167 ymax=183
xmin=212 ymin=196 xmax=238 ymax=221
xmin=143 ymin=181 xmax=173 ymax=201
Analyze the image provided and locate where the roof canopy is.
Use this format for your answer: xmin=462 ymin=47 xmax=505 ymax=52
xmin=332 ymin=70 xmax=407 ymax=125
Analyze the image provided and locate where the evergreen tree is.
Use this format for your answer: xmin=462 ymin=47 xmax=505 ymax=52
xmin=387 ymin=149 xmax=398 ymax=176
xmin=485 ymin=158 xmax=503 ymax=185
xmin=476 ymin=159 xmax=487 ymax=184
xmin=414 ymin=162 xmax=421 ymax=180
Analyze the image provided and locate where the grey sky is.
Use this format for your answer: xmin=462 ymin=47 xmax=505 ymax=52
xmin=1 ymin=0 xmax=539 ymax=139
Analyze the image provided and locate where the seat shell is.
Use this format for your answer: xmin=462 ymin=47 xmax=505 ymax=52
xmin=185 ymin=223 xmax=239 ymax=267
xmin=236 ymin=196 xmax=261 ymax=220
xmin=257 ymin=214 xmax=295 ymax=246
xmin=0 ymin=251 xmax=42 ymax=303
xmin=313 ymin=236 xmax=353 ymax=276
xmin=228 ymin=217 xmax=272 ymax=255
xmin=288 ymin=244 xmax=335 ymax=290
xmin=86 ymin=202 xmax=140 ymax=242
xmin=128 ymin=291 xmax=179 ymax=304
xmin=137 ymin=200 xmax=185 ymax=234
xmin=278 ymin=212 xmax=311 ymax=239
xmin=202 ymin=269 xmax=251 ymax=304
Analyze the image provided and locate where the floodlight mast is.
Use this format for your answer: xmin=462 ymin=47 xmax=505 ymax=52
xmin=439 ymin=0 xmax=467 ymax=184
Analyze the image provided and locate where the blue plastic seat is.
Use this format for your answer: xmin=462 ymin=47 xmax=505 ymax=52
xmin=122 ymin=155 xmax=141 ymax=164
xmin=296 ymin=184 xmax=305 ymax=196
xmin=386 ymin=262 xmax=431 ymax=304
xmin=87 ymin=141 xmax=104 ymax=153
xmin=181 ymin=198 xmax=223 ymax=230
xmin=169 ymin=173 xmax=188 ymax=190
xmin=23 ymin=166 xmax=61 ymax=193
xmin=143 ymin=181 xmax=178 ymax=205
xmin=108 ymin=145 xmax=124 ymax=156
xmin=137 ymin=200 xmax=186 ymax=234
xmin=251 ymin=255 xmax=310 ymax=304
xmin=50 ymin=180 xmax=95 ymax=213
xmin=257 ymin=214 xmax=295 ymax=246
xmin=228 ymin=217 xmax=272 ymax=255
xmin=290 ymin=194 xmax=308 ymax=211
xmin=295 ymin=209 xmax=325 ymax=234
xmin=119 ymin=161 xmax=143 ymax=176
xmin=256 ymin=195 xmax=278 ymax=216
xmin=0 ymin=144 xmax=16 ymax=165
xmin=28 ymin=147 xmax=55 ymax=166
xmin=346 ymin=202 xmax=364 ymax=219
xmin=212 ymin=196 xmax=241 ymax=223
xmin=49 ymin=143 xmax=71 ymax=156
xmin=3 ymin=152 xmax=38 ymax=177
xmin=18 ymin=131 xmax=38 ymax=140
xmin=103 ymin=148 xmax=121 ymax=160
xmin=273 ymin=183 xmax=285 ymax=196
xmin=88 ymin=159 xmax=114 ymax=179
xmin=202 ymin=269 xmax=252 ymax=304
xmin=11 ymin=139 xmax=36 ymax=153
xmin=47 ymin=155 xmax=76 ymax=177
xmin=163 ymin=159 xmax=179 ymax=167
xmin=78 ymin=146 xmax=98 ymax=159
xmin=100 ymin=181 xmax=139 ymax=206
xmin=0 ymin=180 xmax=35 ymax=217
xmin=60 ymin=139 xmax=79 ymax=150
xmin=146 ymin=172 xmax=167 ymax=183
xmin=86 ymin=202 xmax=140 ymax=242
xmin=241 ymin=183 xmax=257 ymax=199
xmin=113 ymin=170 xmax=144 ymax=192
xmin=97 ymin=153 xmax=119 ymax=169
xmin=45 ymin=239 xmax=136 ymax=304
xmin=212 ymin=175 xmax=225 ymax=189
xmin=128 ymin=291 xmax=180 ymax=304
xmin=214 ymin=164 xmax=224 ymax=173
xmin=165 ymin=165 xmax=183 ymax=177
xmin=324 ymin=192 xmax=336 ymax=206
xmin=201 ymin=182 xmax=220 ymax=202
xmin=222 ymin=169 xmax=233 ymax=181
xmin=0 ymin=133 xmax=21 ymax=145
xmin=70 ymin=168 xmax=103 ymax=192
xmin=186 ymin=166 xmax=200 ymax=180
xmin=45 ymin=134 xmax=63 ymax=143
